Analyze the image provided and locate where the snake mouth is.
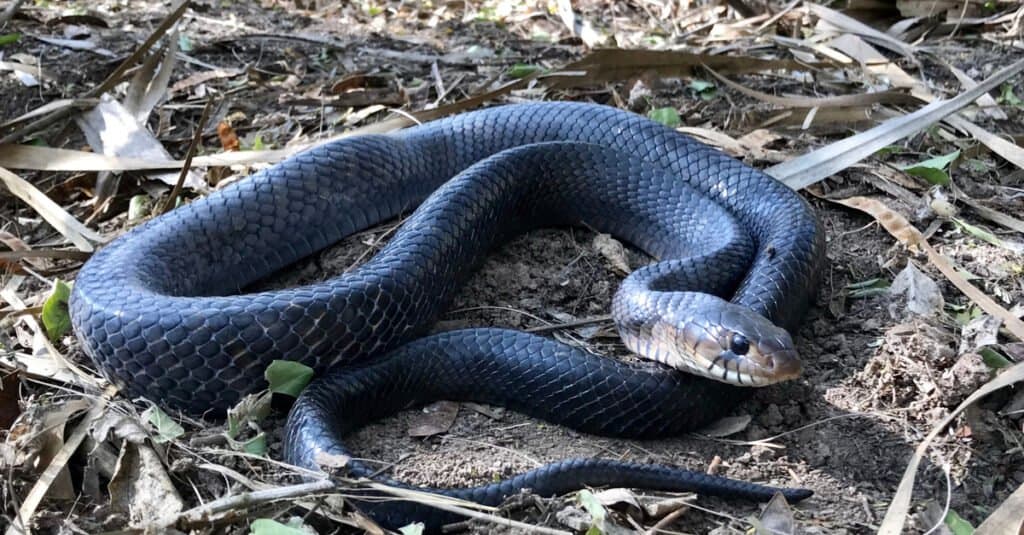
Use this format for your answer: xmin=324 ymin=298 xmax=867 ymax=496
xmin=702 ymin=345 xmax=802 ymax=386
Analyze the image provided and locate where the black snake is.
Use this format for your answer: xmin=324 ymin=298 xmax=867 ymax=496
xmin=70 ymin=102 xmax=825 ymax=532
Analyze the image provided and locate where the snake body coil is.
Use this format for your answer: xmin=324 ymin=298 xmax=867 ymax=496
xmin=71 ymin=102 xmax=824 ymax=531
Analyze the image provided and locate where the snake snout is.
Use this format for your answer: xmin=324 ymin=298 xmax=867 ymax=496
xmin=743 ymin=333 xmax=801 ymax=384
xmin=654 ymin=299 xmax=804 ymax=387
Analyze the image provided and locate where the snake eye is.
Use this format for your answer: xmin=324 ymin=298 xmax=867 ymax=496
xmin=730 ymin=334 xmax=749 ymax=355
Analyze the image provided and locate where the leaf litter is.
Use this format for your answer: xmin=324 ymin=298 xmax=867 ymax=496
xmin=1 ymin=0 xmax=1023 ymax=534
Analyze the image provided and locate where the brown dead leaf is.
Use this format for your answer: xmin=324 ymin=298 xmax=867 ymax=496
xmin=551 ymin=49 xmax=825 ymax=89
xmin=109 ymin=441 xmax=184 ymax=526
xmin=407 ymin=401 xmax=459 ymax=438
xmin=705 ymin=66 xmax=922 ymax=108
xmin=217 ymin=122 xmax=240 ymax=152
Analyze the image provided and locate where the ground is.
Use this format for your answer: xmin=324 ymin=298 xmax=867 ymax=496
xmin=1 ymin=1 xmax=1023 ymax=534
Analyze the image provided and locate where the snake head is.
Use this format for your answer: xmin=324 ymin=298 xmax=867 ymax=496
xmin=636 ymin=296 xmax=802 ymax=386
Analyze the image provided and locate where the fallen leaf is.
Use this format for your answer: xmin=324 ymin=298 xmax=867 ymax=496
xmin=959 ymin=314 xmax=1002 ymax=355
xmin=898 ymin=150 xmax=959 ymax=186
xmin=407 ymin=401 xmax=459 ymax=438
xmin=751 ymin=492 xmax=795 ymax=535
xmin=888 ymin=261 xmax=944 ymax=318
xmin=592 ymin=488 xmax=642 ymax=518
xmin=108 ymin=442 xmax=184 ymax=526
xmin=593 ymin=233 xmax=631 ymax=274
xmin=142 ymin=405 xmax=184 ymax=443
xmin=217 ymin=122 xmax=240 ymax=152
xmin=700 ymin=414 xmax=752 ymax=438
xmin=314 ymin=451 xmax=351 ymax=469
xmin=265 ymin=360 xmax=315 ymax=398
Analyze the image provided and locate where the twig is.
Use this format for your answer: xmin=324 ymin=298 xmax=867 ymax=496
xmin=645 ymin=503 xmax=691 ymax=535
xmin=0 ymin=0 xmax=26 ymax=27
xmin=86 ymin=0 xmax=191 ymax=98
xmin=0 ymin=250 xmax=92 ymax=262
xmin=177 ymin=480 xmax=336 ymax=525
xmin=160 ymin=96 xmax=214 ymax=215
xmin=0 ymin=101 xmax=98 ymax=145
xmin=525 ymin=314 xmax=612 ymax=333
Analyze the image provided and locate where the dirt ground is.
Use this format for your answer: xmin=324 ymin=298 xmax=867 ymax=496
xmin=2 ymin=1 xmax=1024 ymax=534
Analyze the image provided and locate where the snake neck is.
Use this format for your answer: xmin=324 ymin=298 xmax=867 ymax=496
xmin=613 ymin=260 xmax=739 ymax=369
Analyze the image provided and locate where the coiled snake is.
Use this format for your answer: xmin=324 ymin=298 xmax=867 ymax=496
xmin=70 ymin=102 xmax=825 ymax=531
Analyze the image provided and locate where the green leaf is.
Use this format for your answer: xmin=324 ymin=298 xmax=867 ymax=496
xmin=647 ymin=107 xmax=681 ymax=128
xmin=507 ymin=63 xmax=541 ymax=78
xmin=944 ymin=509 xmax=974 ymax=535
xmin=226 ymin=391 xmax=272 ymax=439
xmin=979 ymin=347 xmax=1012 ymax=370
xmin=899 ymin=150 xmax=960 ymax=186
xmin=251 ymin=134 xmax=265 ymax=151
xmin=143 ymin=406 xmax=185 ymax=443
xmin=242 ymin=433 xmax=267 ymax=455
xmin=0 ymin=33 xmax=20 ymax=46
xmin=875 ymin=145 xmax=902 ymax=159
xmin=41 ymin=280 xmax=72 ymax=342
xmin=265 ymin=360 xmax=314 ymax=397
xmin=845 ymin=278 xmax=890 ymax=298
xmin=577 ymin=489 xmax=606 ymax=532
xmin=250 ymin=518 xmax=311 ymax=535
xmin=398 ymin=523 xmax=425 ymax=535
xmin=998 ymin=83 xmax=1023 ymax=108
xmin=128 ymin=195 xmax=152 ymax=222
xmin=177 ymin=33 xmax=193 ymax=53
xmin=952 ymin=217 xmax=1013 ymax=251
xmin=688 ymin=79 xmax=717 ymax=100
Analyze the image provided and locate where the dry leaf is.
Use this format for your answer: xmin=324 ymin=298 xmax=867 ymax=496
xmin=217 ymin=122 xmax=240 ymax=152
xmin=109 ymin=442 xmax=184 ymax=526
xmin=830 ymin=195 xmax=1024 ymax=341
xmin=880 ymin=363 xmax=1024 ymax=533
xmin=593 ymin=233 xmax=631 ymax=274
xmin=0 ymin=166 xmax=101 ymax=251
xmin=700 ymin=414 xmax=752 ymax=438
xmin=888 ymin=261 xmax=944 ymax=318
xmin=959 ymin=314 xmax=1002 ymax=355
xmin=407 ymin=401 xmax=459 ymax=438
xmin=753 ymin=492 xmax=795 ymax=535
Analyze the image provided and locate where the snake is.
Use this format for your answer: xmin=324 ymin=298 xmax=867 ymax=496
xmin=70 ymin=101 xmax=825 ymax=532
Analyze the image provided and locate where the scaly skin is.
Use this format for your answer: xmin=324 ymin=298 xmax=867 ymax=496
xmin=70 ymin=102 xmax=825 ymax=531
